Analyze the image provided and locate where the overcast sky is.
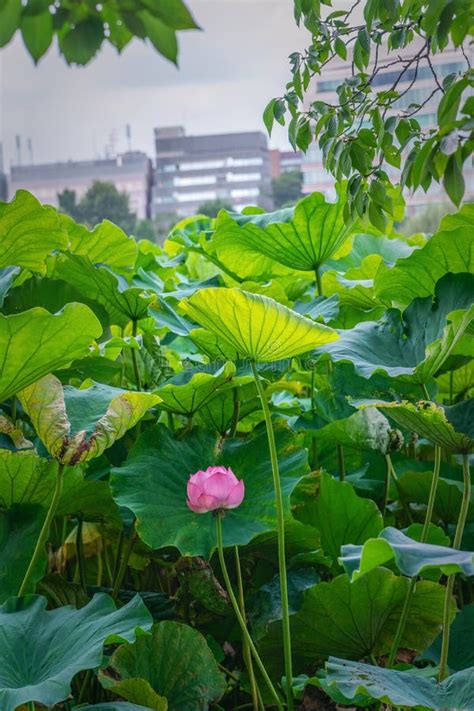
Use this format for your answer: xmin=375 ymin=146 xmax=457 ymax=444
xmin=0 ymin=0 xmax=310 ymax=169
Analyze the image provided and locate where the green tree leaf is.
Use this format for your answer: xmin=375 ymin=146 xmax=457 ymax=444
xmin=0 ymin=593 xmax=152 ymax=711
xmin=292 ymin=471 xmax=383 ymax=561
xmin=111 ymin=423 xmax=309 ymax=557
xmin=325 ymin=657 xmax=474 ymax=709
xmin=340 ymin=527 xmax=474 ymax=580
xmin=443 ymin=152 xmax=465 ymax=206
xmin=0 ymin=0 xmax=21 ymax=46
xmin=0 ymin=190 xmax=66 ymax=273
xmin=59 ymin=17 xmax=104 ymax=65
xmin=0 ymin=304 xmax=102 ymax=402
xmin=20 ymin=9 xmax=53 ymax=61
xmin=140 ymin=12 xmax=178 ymax=64
xmin=180 ymin=287 xmax=338 ymax=361
xmin=100 ymin=621 xmax=225 ymax=711
xmin=19 ymin=375 xmax=160 ymax=465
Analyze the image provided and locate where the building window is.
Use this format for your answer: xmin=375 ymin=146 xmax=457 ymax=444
xmin=230 ymin=187 xmax=260 ymax=198
xmin=174 ymin=190 xmax=217 ymax=202
xmin=226 ymin=157 xmax=263 ymax=167
xmin=226 ymin=172 xmax=261 ymax=183
xmin=179 ymin=160 xmax=226 ymax=171
xmin=163 ymin=164 xmax=178 ymax=172
xmin=173 ymin=175 xmax=217 ymax=187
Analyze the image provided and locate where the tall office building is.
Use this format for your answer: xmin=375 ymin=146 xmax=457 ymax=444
xmin=152 ymin=127 xmax=273 ymax=217
xmin=9 ymin=151 xmax=152 ymax=219
xmin=269 ymin=149 xmax=302 ymax=179
xmin=301 ymin=44 xmax=474 ymax=211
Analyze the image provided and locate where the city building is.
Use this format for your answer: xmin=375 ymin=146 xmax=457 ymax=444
xmin=269 ymin=149 xmax=302 ymax=179
xmin=9 ymin=151 xmax=152 ymax=219
xmin=301 ymin=44 xmax=474 ymax=211
xmin=152 ymin=127 xmax=273 ymax=217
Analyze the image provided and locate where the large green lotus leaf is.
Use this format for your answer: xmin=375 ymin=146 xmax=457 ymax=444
xmin=437 ymin=359 xmax=474 ymax=401
xmin=0 ymin=450 xmax=120 ymax=599
xmin=321 ymin=270 xmax=378 ymax=311
xmin=325 ymin=657 xmax=474 ymax=710
xmin=424 ymin=603 xmax=474 ymax=673
xmin=208 ymin=209 xmax=298 ymax=281
xmin=246 ymin=568 xmax=320 ymax=641
xmin=100 ymin=621 xmax=225 ymax=711
xmin=52 ymin=254 xmax=153 ymax=326
xmin=317 ymin=409 xmax=393 ymax=454
xmin=293 ymin=293 xmax=340 ymax=323
xmin=2 ymin=274 xmax=111 ymax=329
xmin=79 ymin=705 xmax=155 ymax=711
xmin=319 ymin=273 xmax=474 ymax=381
xmin=0 ymin=593 xmax=152 ymax=711
xmin=291 ymin=471 xmax=383 ymax=561
xmin=61 ymin=214 xmax=138 ymax=271
xmin=156 ymin=362 xmax=236 ymax=415
xmin=187 ymin=327 xmax=240 ymax=360
xmin=0 ymin=304 xmax=102 ymax=402
xmin=259 ymin=568 xmax=453 ymax=675
xmin=397 ymin=469 xmax=474 ymax=525
xmin=374 ymin=204 xmax=474 ymax=305
xmin=0 ymin=267 xmax=20 ymax=306
xmin=196 ymin=380 xmax=259 ymax=435
xmin=180 ymin=287 xmax=338 ymax=362
xmin=374 ymin=399 xmax=474 ymax=453
xmin=0 ymin=190 xmax=67 ymax=273
xmin=326 ymin=232 xmax=415 ymax=272
xmin=110 ymin=423 xmax=309 ymax=557
xmin=98 ymin=678 xmax=167 ymax=711
xmin=19 ymin=375 xmax=160 ymax=465
xmin=210 ymin=187 xmax=357 ymax=274
xmin=340 ymin=527 xmax=474 ymax=581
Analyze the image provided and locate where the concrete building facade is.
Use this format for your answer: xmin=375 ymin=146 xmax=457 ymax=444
xmin=9 ymin=151 xmax=152 ymax=219
xmin=269 ymin=149 xmax=302 ymax=179
xmin=301 ymin=45 xmax=474 ymax=211
xmin=152 ymin=127 xmax=273 ymax=217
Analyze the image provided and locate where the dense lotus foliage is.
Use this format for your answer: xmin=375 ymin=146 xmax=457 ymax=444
xmin=0 ymin=188 xmax=473 ymax=711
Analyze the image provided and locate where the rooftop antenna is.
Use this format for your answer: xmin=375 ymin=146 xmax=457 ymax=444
xmin=15 ymin=135 xmax=21 ymax=165
xmin=27 ymin=137 xmax=33 ymax=164
xmin=126 ymin=124 xmax=132 ymax=152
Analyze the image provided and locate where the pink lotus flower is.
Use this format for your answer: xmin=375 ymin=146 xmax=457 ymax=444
xmin=186 ymin=465 xmax=245 ymax=514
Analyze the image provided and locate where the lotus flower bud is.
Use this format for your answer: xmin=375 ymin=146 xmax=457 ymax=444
xmin=186 ymin=465 xmax=245 ymax=514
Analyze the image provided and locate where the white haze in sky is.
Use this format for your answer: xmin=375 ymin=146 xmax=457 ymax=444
xmin=0 ymin=0 xmax=310 ymax=167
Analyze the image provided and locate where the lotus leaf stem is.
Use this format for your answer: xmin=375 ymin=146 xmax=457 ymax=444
xmin=235 ymin=546 xmax=262 ymax=711
xmin=387 ymin=445 xmax=442 ymax=667
xmin=251 ymin=360 xmax=294 ymax=711
xmin=439 ymin=453 xmax=471 ymax=681
xmin=216 ymin=515 xmax=284 ymax=711
xmin=18 ymin=462 xmax=65 ymax=597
